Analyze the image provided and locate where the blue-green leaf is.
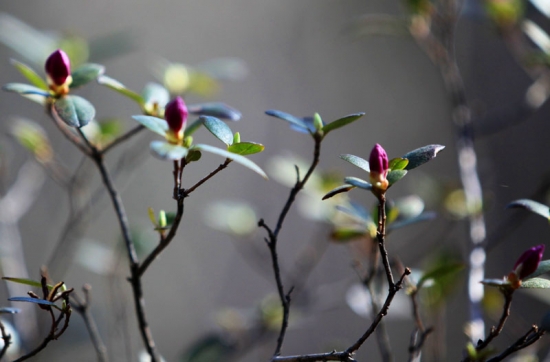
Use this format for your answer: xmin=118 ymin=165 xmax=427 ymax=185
xmin=194 ymin=144 xmax=267 ymax=179
xmin=8 ymin=297 xmax=56 ymax=306
xmin=188 ymin=102 xmax=241 ymax=121
xmin=387 ymin=169 xmax=407 ymax=186
xmin=402 ymin=145 xmax=445 ymax=170
xmin=265 ymin=110 xmax=307 ymax=129
xmin=150 ymin=141 xmax=188 ymax=160
xmin=53 ymin=95 xmax=96 ymax=128
xmin=387 ymin=211 xmax=436 ymax=232
xmin=521 ymin=278 xmax=550 ymax=289
xmin=0 ymin=307 xmax=20 ymax=314
xmin=507 ymin=199 xmax=550 ymax=220
xmin=97 ymin=75 xmax=144 ymax=104
xmin=322 ymin=184 xmax=355 ymax=200
xmin=3 ymin=83 xmax=50 ymax=96
xmin=201 ymin=116 xmax=233 ymax=146
xmin=10 ymin=59 xmax=48 ymax=90
xmin=340 ymin=154 xmax=370 ymax=172
xmin=322 ymin=113 xmax=365 ymax=135
xmin=344 ymin=177 xmax=372 ymax=190
xmin=141 ymin=83 xmax=169 ymax=108
xmin=70 ymin=63 xmax=105 ymax=88
xmin=526 ymin=260 xmax=550 ymax=279
xmin=132 ymin=115 xmax=168 ymax=137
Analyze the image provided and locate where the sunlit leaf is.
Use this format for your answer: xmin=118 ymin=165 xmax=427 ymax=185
xmin=227 ymin=142 xmax=265 ymax=155
xmin=527 ymin=260 xmax=550 ymax=279
xmin=389 ymin=158 xmax=409 ymax=171
xmin=322 ymin=184 xmax=355 ymax=200
xmin=97 ymin=75 xmax=144 ymax=104
xmin=344 ymin=177 xmax=371 ymax=190
xmin=521 ymin=278 xmax=550 ymax=289
xmin=70 ymin=63 xmax=105 ymax=88
xmin=201 ymin=116 xmax=233 ymax=146
xmin=194 ymin=144 xmax=267 ymax=179
xmin=387 ymin=169 xmax=407 ymax=186
xmin=10 ymin=59 xmax=47 ymax=90
xmin=340 ymin=154 xmax=370 ymax=172
xmin=2 ymin=277 xmax=53 ymax=290
xmin=322 ymin=113 xmax=365 ymax=135
xmin=188 ymin=102 xmax=241 ymax=121
xmin=507 ymin=199 xmax=550 ymax=220
xmin=53 ymin=95 xmax=95 ymax=128
xmin=402 ymin=145 xmax=445 ymax=170
xmin=150 ymin=141 xmax=188 ymax=160
xmin=132 ymin=115 xmax=168 ymax=137
xmin=265 ymin=110 xmax=307 ymax=130
xmin=8 ymin=297 xmax=55 ymax=306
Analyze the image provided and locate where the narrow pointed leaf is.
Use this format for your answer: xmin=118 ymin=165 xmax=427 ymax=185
xmin=389 ymin=157 xmax=409 ymax=171
xmin=507 ymin=199 xmax=550 ymax=219
xmin=188 ymin=102 xmax=241 ymax=120
xmin=480 ymin=279 xmax=509 ymax=287
xmin=526 ymin=260 xmax=550 ymax=279
xmin=70 ymin=63 xmax=105 ymax=88
xmin=132 ymin=115 xmax=168 ymax=137
xmin=150 ymin=141 xmax=188 ymax=160
xmin=521 ymin=277 xmax=550 ymax=289
xmin=2 ymin=277 xmax=53 ymax=290
xmin=340 ymin=154 xmax=370 ymax=172
xmin=97 ymin=75 xmax=144 ymax=104
xmin=10 ymin=59 xmax=48 ymax=89
xmin=8 ymin=297 xmax=56 ymax=306
xmin=227 ymin=142 xmax=265 ymax=155
xmin=201 ymin=116 xmax=233 ymax=146
xmin=403 ymin=145 xmax=445 ymax=170
xmin=141 ymin=83 xmax=169 ymax=108
xmin=53 ymin=95 xmax=95 ymax=128
xmin=194 ymin=143 xmax=267 ymax=179
xmin=265 ymin=110 xmax=307 ymax=129
xmin=387 ymin=211 xmax=436 ymax=232
xmin=387 ymin=169 xmax=407 ymax=186
xmin=322 ymin=184 xmax=355 ymax=200
xmin=0 ymin=307 xmax=20 ymax=314
xmin=3 ymin=83 xmax=50 ymax=96
xmin=344 ymin=177 xmax=372 ymax=190
xmin=322 ymin=113 xmax=365 ymax=134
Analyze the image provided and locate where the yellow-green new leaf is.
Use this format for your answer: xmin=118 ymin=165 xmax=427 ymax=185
xmin=10 ymin=59 xmax=48 ymax=90
xmin=195 ymin=143 xmax=267 ymax=179
xmin=97 ymin=75 xmax=144 ymax=105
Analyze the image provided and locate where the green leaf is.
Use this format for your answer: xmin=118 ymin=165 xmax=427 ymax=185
xmin=507 ymin=199 xmax=550 ymax=220
xmin=0 ymin=307 xmax=20 ymax=314
xmin=8 ymin=297 xmax=56 ymax=306
xmin=322 ymin=184 xmax=355 ymax=200
xmin=402 ymin=145 xmax=445 ymax=170
xmin=141 ymin=82 xmax=169 ymax=108
xmin=186 ymin=149 xmax=202 ymax=163
xmin=131 ymin=115 xmax=168 ymax=137
xmin=227 ymin=142 xmax=265 ymax=155
xmin=321 ymin=113 xmax=365 ymax=134
xmin=389 ymin=157 xmax=409 ymax=171
xmin=201 ymin=116 xmax=234 ymax=146
xmin=188 ymin=102 xmax=241 ymax=121
xmin=10 ymin=59 xmax=48 ymax=90
xmin=521 ymin=277 xmax=550 ymax=289
xmin=97 ymin=75 xmax=144 ymax=104
xmin=194 ymin=143 xmax=267 ymax=179
xmin=265 ymin=109 xmax=307 ymax=129
xmin=150 ymin=141 xmax=188 ymax=160
xmin=3 ymin=82 xmax=50 ymax=97
xmin=2 ymin=277 xmax=53 ymax=290
xmin=70 ymin=63 xmax=105 ymax=88
xmin=331 ymin=227 xmax=367 ymax=242
xmin=480 ymin=279 xmax=509 ymax=287
xmin=417 ymin=262 xmax=464 ymax=290
xmin=53 ymin=95 xmax=96 ymax=128
xmin=343 ymin=177 xmax=372 ymax=190
xmin=387 ymin=169 xmax=407 ymax=186
xmin=185 ymin=118 xmax=203 ymax=137
xmin=526 ymin=260 xmax=550 ymax=279
xmin=340 ymin=154 xmax=370 ymax=172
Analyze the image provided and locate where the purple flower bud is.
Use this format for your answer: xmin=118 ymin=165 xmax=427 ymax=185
xmin=369 ymin=144 xmax=389 ymax=193
xmin=164 ymin=97 xmax=188 ymax=143
xmin=45 ymin=49 xmax=71 ymax=86
xmin=513 ymin=244 xmax=545 ymax=280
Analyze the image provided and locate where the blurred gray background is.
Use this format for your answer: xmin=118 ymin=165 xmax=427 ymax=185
xmin=0 ymin=0 xmax=549 ymax=361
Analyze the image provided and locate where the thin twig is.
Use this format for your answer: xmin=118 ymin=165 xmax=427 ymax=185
xmin=0 ymin=320 xmax=11 ymax=360
xmin=474 ymin=290 xmax=513 ymax=351
xmin=486 ymin=326 xmax=545 ymax=362
xmin=183 ymin=159 xmax=232 ymax=196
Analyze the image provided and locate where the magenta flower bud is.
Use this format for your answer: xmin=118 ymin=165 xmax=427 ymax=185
xmin=45 ymin=49 xmax=71 ymax=87
xmin=513 ymin=244 xmax=545 ymax=280
xmin=164 ymin=96 xmax=188 ymax=144
xmin=369 ymin=143 xmax=389 ymax=193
